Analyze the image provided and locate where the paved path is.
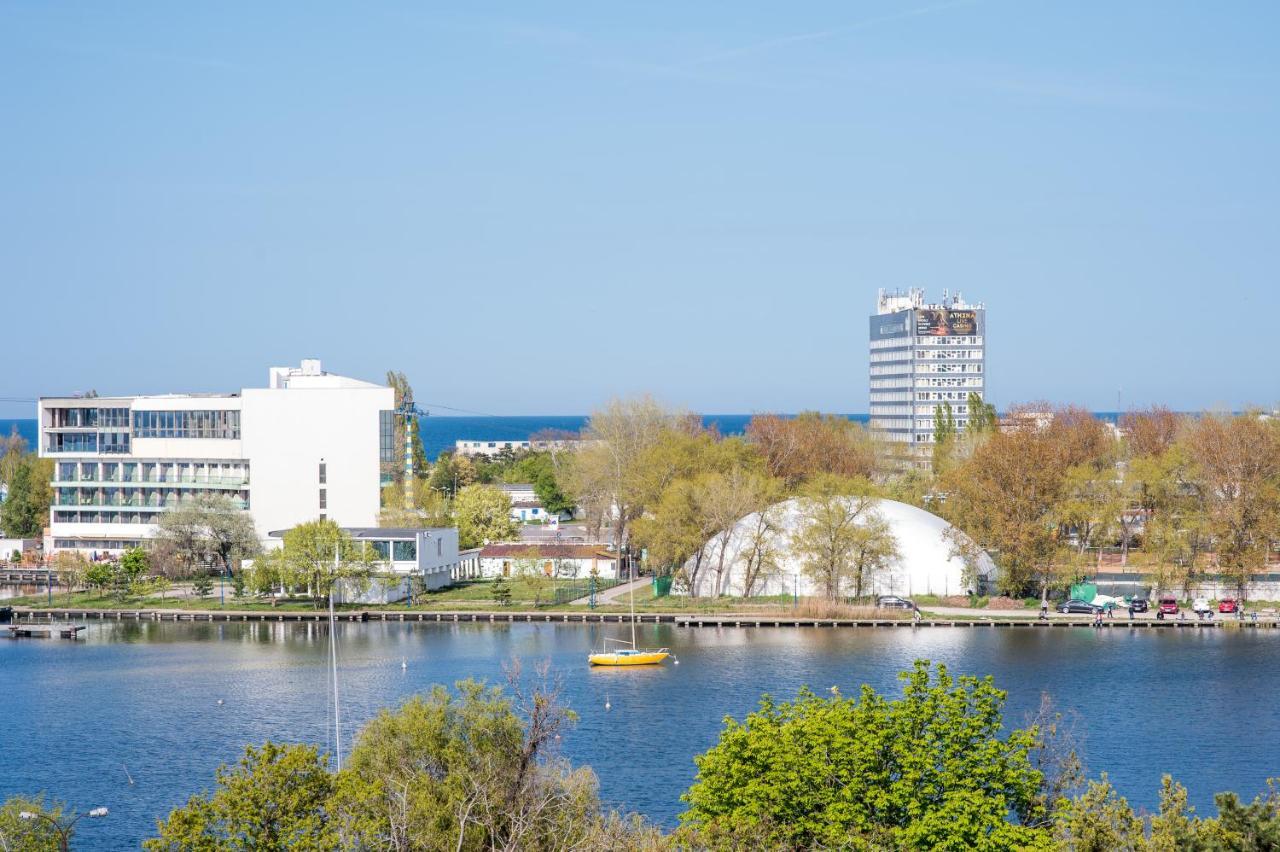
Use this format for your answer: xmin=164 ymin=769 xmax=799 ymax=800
xmin=922 ymin=604 xmax=1261 ymax=623
xmin=569 ymin=575 xmax=650 ymax=606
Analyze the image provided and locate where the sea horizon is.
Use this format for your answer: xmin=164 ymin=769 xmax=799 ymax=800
xmin=2 ymin=411 xmax=1126 ymax=462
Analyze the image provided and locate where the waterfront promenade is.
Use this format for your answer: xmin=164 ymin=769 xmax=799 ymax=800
xmin=10 ymin=604 xmax=1278 ymax=630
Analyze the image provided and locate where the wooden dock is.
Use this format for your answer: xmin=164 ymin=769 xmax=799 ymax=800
xmin=5 ymin=621 xmax=87 ymax=639
xmin=10 ymin=607 xmax=1277 ymax=630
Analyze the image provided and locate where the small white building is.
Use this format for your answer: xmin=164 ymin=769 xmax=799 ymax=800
xmin=0 ymin=538 xmax=39 ymax=563
xmin=476 ymin=543 xmax=618 ymax=580
xmin=268 ymin=526 xmax=460 ymax=603
xmin=496 ymin=483 xmax=571 ymax=524
xmin=454 ymin=437 xmax=579 ymax=458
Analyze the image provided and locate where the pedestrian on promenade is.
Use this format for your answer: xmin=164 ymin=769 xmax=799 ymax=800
xmin=1039 ymin=602 xmax=1048 ymax=621
xmin=1106 ymin=602 xmax=1114 ymax=619
xmin=1127 ymin=603 xmax=1134 ymax=622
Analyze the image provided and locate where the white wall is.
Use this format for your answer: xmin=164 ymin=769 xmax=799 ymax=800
xmin=240 ymin=384 xmax=392 ymax=539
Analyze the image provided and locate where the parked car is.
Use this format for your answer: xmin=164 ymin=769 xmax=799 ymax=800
xmin=876 ymin=595 xmax=915 ymax=610
xmin=1129 ymin=597 xmax=1149 ymax=613
xmin=1156 ymin=597 xmax=1179 ymax=619
xmin=1056 ymin=599 xmax=1102 ymax=615
xmin=1219 ymin=598 xmax=1239 ymax=614
xmin=1193 ymin=598 xmax=1213 ymax=618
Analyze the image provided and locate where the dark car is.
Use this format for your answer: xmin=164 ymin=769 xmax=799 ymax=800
xmin=876 ymin=595 xmax=915 ymax=610
xmin=1056 ymin=599 xmax=1102 ymax=615
xmin=1129 ymin=598 xmax=1149 ymax=613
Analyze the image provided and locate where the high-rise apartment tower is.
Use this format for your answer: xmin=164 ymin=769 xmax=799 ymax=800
xmin=869 ymin=288 xmax=986 ymax=449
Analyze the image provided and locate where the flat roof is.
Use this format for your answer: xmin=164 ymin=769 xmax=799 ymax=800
xmin=268 ymin=527 xmax=452 ymax=539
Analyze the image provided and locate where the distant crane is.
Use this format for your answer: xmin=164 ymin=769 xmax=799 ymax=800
xmin=396 ymin=397 xmax=427 ymax=507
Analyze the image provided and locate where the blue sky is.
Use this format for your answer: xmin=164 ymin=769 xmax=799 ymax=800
xmin=2 ymin=1 xmax=1276 ymax=416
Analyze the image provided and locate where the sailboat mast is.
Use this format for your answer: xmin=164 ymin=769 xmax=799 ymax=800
xmin=330 ymin=543 xmax=342 ymax=771
xmin=629 ymin=567 xmax=637 ymax=648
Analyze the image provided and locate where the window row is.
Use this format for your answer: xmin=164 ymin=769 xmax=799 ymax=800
xmin=916 ymin=377 xmax=984 ymax=388
xmin=914 ymin=336 xmax=983 ymax=346
xmin=914 ymin=362 xmax=983 ymax=374
xmin=133 ymin=409 xmax=241 ymax=439
xmin=48 ymin=407 xmax=130 ymax=429
xmin=363 ymin=540 xmax=418 ymax=562
xmin=54 ymin=538 xmax=142 ymax=551
xmin=915 ymin=349 xmax=982 ymax=360
xmin=55 ymin=487 xmax=249 ymax=510
xmin=55 ymin=511 xmax=154 ymax=525
xmin=917 ymin=391 xmax=975 ymax=402
xmin=56 ymin=460 xmax=250 ymax=485
xmin=45 ymin=432 xmax=132 ymax=454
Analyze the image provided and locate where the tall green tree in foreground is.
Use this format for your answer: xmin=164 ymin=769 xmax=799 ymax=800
xmin=681 ymin=660 xmax=1052 ymax=850
xmin=145 ymin=668 xmax=660 ymax=851
xmin=145 ymin=742 xmax=337 ymax=851
xmin=0 ymin=793 xmax=67 ymax=851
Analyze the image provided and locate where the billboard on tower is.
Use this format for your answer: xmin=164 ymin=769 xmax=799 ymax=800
xmin=915 ymin=309 xmax=977 ymax=337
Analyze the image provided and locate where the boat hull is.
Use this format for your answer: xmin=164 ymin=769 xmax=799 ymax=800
xmin=587 ymin=650 xmax=670 ymax=666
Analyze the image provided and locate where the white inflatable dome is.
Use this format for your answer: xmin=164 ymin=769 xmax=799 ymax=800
xmin=676 ymin=497 xmax=996 ymax=598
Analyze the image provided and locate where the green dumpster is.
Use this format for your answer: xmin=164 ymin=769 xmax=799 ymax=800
xmin=652 ymin=575 xmax=673 ymax=598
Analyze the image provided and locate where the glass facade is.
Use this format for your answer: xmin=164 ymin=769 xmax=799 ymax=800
xmin=132 ymin=410 xmax=240 ymax=439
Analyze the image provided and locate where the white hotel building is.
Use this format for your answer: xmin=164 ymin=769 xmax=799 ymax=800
xmin=869 ymin=288 xmax=986 ymax=449
xmin=39 ymin=360 xmax=396 ymax=556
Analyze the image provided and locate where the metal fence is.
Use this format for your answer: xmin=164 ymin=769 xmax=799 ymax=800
xmin=542 ymin=576 xmax=623 ymax=607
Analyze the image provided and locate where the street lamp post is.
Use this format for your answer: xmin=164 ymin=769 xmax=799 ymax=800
xmin=19 ymin=807 xmax=109 ymax=852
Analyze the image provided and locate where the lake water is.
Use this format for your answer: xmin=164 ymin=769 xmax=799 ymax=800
xmin=1 ymin=622 xmax=1276 ymax=849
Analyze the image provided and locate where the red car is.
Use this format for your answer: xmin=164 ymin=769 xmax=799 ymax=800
xmin=1219 ymin=599 xmax=1239 ymax=614
xmin=1156 ymin=597 xmax=1179 ymax=619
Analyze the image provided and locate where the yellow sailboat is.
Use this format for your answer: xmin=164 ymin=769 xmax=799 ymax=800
xmin=588 ymin=573 xmax=669 ymax=667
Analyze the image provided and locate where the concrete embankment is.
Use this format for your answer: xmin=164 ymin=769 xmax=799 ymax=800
xmin=11 ymin=606 xmax=1280 ymax=629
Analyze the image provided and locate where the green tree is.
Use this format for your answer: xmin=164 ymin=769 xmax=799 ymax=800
xmin=490 ymin=575 xmax=513 ymax=607
xmin=454 ymin=484 xmax=519 ymax=549
xmin=84 ymin=561 xmax=114 ymax=592
xmin=145 ymin=743 xmax=336 ymax=851
xmin=330 ymin=672 xmax=605 ymax=852
xmin=275 ymin=519 xmax=374 ymax=604
xmin=385 ymin=370 xmax=428 ymax=484
xmin=968 ymin=391 xmax=999 ymax=433
xmin=192 ymin=573 xmax=214 ymax=598
xmin=153 ymin=494 xmax=260 ymax=579
xmin=0 ymin=793 xmax=66 ymax=852
xmin=788 ymin=475 xmax=881 ymax=601
xmin=427 ymin=451 xmax=477 ymax=500
xmin=517 ymin=452 xmax=575 ymax=516
xmin=681 ymin=660 xmax=1052 ymax=850
xmin=1054 ymin=775 xmax=1144 ymax=851
xmin=1 ymin=455 xmax=53 ymax=538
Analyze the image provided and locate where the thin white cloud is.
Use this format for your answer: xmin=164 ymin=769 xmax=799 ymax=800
xmin=677 ymin=0 xmax=980 ymax=69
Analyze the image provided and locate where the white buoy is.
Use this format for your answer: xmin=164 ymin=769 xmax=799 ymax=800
xmin=216 ymin=699 xmax=224 ymax=706
xmin=401 ymin=657 xmax=407 ymax=670
xmin=673 ymin=658 xmax=680 ymax=665
xmin=605 ymin=697 xmax=612 ymax=711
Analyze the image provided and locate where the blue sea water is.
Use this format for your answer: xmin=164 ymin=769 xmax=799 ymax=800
xmin=1 ymin=411 xmax=1123 ymax=461
xmin=0 ymin=414 xmax=865 ymax=461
